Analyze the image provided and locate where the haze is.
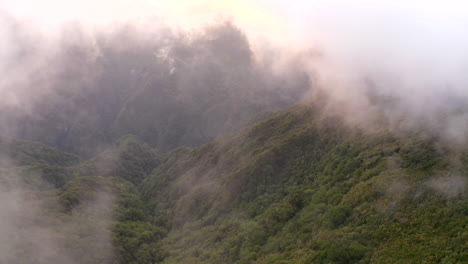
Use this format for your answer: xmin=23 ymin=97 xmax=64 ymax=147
xmin=1 ymin=1 xmax=467 ymax=140
xmin=0 ymin=1 xmax=467 ymax=263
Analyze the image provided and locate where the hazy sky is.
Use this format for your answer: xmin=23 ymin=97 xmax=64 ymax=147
xmin=2 ymin=0 xmax=467 ymax=90
xmin=1 ymin=0 xmax=468 ymax=141
xmin=2 ymin=1 xmax=467 ymax=53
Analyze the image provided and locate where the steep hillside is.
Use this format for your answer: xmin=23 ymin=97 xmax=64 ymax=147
xmin=1 ymin=3 xmax=467 ymax=264
xmin=0 ymin=136 xmax=164 ymax=263
xmin=142 ymin=105 xmax=467 ymax=264
xmin=0 ymin=105 xmax=466 ymax=264
xmin=0 ymin=137 xmax=81 ymax=167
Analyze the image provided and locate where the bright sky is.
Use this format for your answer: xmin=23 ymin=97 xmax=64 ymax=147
xmin=1 ymin=0 xmax=468 ymax=123
xmin=1 ymin=0 xmax=467 ymax=43
xmin=1 ymin=0 xmax=467 ymax=78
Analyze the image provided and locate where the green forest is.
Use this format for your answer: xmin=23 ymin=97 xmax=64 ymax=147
xmin=0 ymin=9 xmax=467 ymax=264
xmin=1 ymin=105 xmax=466 ymax=263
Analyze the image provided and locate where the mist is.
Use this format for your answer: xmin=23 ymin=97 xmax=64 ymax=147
xmin=294 ymin=1 xmax=468 ymax=145
xmin=2 ymin=1 xmax=467 ymax=145
xmin=0 ymin=1 xmax=467 ymax=263
xmin=0 ymin=156 xmax=115 ymax=264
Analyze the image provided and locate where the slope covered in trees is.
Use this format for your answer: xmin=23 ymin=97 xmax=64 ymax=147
xmin=0 ymin=136 xmax=163 ymax=263
xmin=141 ymin=105 xmax=467 ymax=263
xmin=1 ymin=105 xmax=465 ymax=263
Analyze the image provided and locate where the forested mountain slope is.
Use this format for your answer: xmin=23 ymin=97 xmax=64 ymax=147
xmin=142 ymin=105 xmax=467 ymax=264
xmin=0 ymin=136 xmax=162 ymax=263
xmin=0 ymin=105 xmax=466 ymax=264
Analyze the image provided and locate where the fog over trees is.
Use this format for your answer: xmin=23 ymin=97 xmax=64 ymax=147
xmin=0 ymin=2 xmax=466 ymax=264
xmin=0 ymin=19 xmax=309 ymax=156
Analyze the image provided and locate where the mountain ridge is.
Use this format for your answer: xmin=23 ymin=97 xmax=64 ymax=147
xmin=0 ymin=104 xmax=466 ymax=263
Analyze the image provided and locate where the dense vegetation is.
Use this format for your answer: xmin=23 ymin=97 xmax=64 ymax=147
xmin=141 ymin=105 xmax=467 ymax=263
xmin=1 ymin=105 xmax=466 ymax=263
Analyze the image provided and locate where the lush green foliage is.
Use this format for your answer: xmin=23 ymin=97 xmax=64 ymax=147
xmin=0 ymin=137 xmax=81 ymax=167
xmin=141 ymin=105 xmax=467 ymax=264
xmin=1 ymin=106 xmax=466 ymax=263
xmin=0 ymin=135 xmax=164 ymax=263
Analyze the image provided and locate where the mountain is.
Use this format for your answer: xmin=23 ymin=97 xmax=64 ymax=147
xmin=0 ymin=135 xmax=163 ymax=264
xmin=0 ymin=22 xmax=309 ymax=157
xmin=140 ymin=105 xmax=467 ymax=263
xmin=2 ymin=104 xmax=465 ymax=263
